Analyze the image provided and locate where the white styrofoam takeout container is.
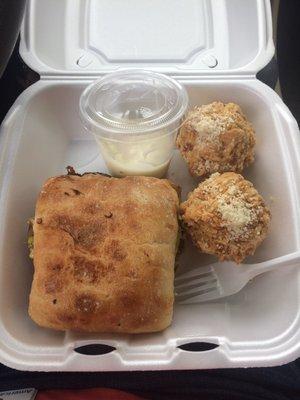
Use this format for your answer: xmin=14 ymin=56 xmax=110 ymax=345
xmin=0 ymin=0 xmax=300 ymax=372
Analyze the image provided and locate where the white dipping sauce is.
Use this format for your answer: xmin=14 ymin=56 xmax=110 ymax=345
xmin=97 ymin=134 xmax=173 ymax=178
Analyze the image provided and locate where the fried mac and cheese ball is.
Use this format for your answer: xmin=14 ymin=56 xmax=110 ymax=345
xmin=177 ymin=102 xmax=256 ymax=177
xmin=180 ymin=172 xmax=271 ymax=263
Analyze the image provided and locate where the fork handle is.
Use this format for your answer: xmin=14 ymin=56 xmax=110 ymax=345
xmin=248 ymin=251 xmax=300 ymax=279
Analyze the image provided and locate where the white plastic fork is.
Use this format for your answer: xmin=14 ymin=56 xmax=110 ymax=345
xmin=175 ymin=251 xmax=300 ymax=304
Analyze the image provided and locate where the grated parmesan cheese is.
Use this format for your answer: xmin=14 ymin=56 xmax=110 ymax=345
xmin=218 ymin=197 xmax=253 ymax=237
xmin=213 ymin=180 xmax=260 ymax=239
xmin=187 ymin=106 xmax=235 ymax=142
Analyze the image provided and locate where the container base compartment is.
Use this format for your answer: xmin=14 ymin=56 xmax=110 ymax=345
xmin=0 ymin=78 xmax=299 ymax=371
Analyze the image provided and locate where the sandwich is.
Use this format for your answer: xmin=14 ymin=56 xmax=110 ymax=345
xmin=28 ymin=170 xmax=179 ymax=333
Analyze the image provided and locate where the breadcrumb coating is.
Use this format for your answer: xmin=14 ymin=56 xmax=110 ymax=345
xmin=177 ymin=102 xmax=256 ymax=177
xmin=180 ymin=172 xmax=271 ymax=263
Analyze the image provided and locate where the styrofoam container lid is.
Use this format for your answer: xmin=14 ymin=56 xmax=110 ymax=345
xmin=20 ymin=0 xmax=274 ymax=76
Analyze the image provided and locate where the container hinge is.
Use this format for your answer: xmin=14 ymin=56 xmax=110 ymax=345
xmin=170 ymin=73 xmax=257 ymax=81
xmin=40 ymin=73 xmax=257 ymax=81
xmin=40 ymin=74 xmax=106 ymax=81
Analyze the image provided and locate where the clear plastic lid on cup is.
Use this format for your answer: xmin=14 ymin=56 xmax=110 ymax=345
xmin=79 ymin=69 xmax=188 ymax=178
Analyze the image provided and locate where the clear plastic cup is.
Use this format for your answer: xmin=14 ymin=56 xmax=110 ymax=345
xmin=79 ymin=69 xmax=188 ymax=178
